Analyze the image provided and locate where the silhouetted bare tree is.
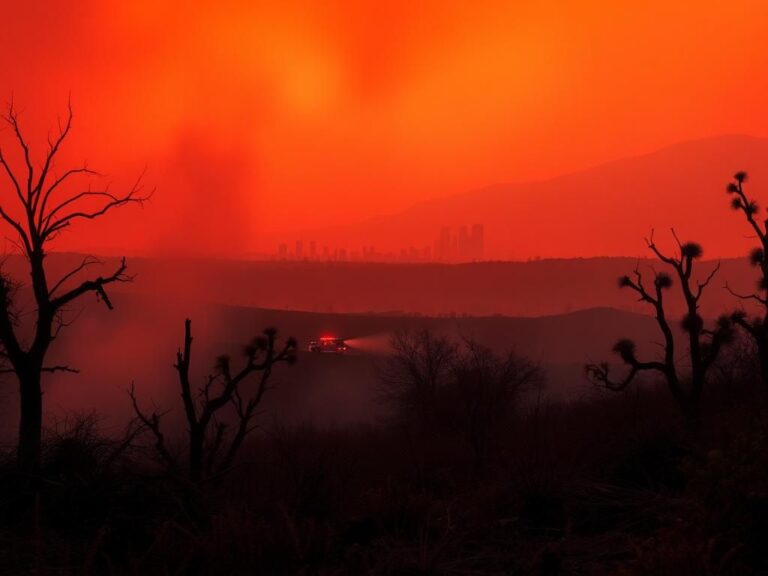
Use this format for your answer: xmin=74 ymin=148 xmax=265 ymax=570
xmin=585 ymin=230 xmax=732 ymax=426
xmin=724 ymin=171 xmax=768 ymax=386
xmin=378 ymin=329 xmax=457 ymax=425
xmin=131 ymin=318 xmax=297 ymax=482
xmin=0 ymin=101 xmax=147 ymax=473
xmin=379 ymin=329 xmax=540 ymax=468
xmin=450 ymin=339 xmax=540 ymax=469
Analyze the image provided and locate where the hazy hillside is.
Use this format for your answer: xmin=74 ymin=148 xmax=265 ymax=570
xmin=4 ymin=295 xmax=673 ymax=433
xmin=5 ymin=253 xmax=760 ymax=318
xmin=291 ymin=134 xmax=768 ymax=259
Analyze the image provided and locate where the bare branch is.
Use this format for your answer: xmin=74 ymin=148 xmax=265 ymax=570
xmin=696 ymin=261 xmax=721 ymax=300
xmin=41 ymin=365 xmax=79 ymax=374
xmin=724 ymin=282 xmax=768 ymax=307
xmin=175 ymin=318 xmax=199 ymax=429
xmin=45 ymin=188 xmax=121 ymax=227
xmin=3 ymin=102 xmax=34 ymax=200
xmin=128 ymin=383 xmax=177 ymax=470
xmin=32 ymin=100 xmax=73 ymax=210
xmin=586 ymin=362 xmax=645 ymax=391
xmin=585 ymin=339 xmax=667 ymax=392
xmin=645 ymin=229 xmax=678 ymax=267
xmin=49 ymin=255 xmax=103 ymax=296
xmin=670 ymin=228 xmax=683 ymax=252
xmin=619 ymin=267 xmax=658 ymax=305
xmin=0 ymin=205 xmax=32 ymax=254
xmin=50 ymin=257 xmax=130 ymax=312
xmin=43 ymin=172 xmax=151 ymax=240
xmin=51 ymin=307 xmax=84 ymax=341
xmin=37 ymin=166 xmax=100 ymax=229
xmin=0 ymin=148 xmax=25 ymax=206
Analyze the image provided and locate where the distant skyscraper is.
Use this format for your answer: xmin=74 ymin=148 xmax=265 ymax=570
xmin=309 ymin=240 xmax=316 ymax=258
xmin=458 ymin=225 xmax=470 ymax=261
xmin=295 ymin=240 xmax=304 ymax=259
xmin=439 ymin=227 xmax=451 ymax=261
xmin=471 ymin=224 xmax=484 ymax=260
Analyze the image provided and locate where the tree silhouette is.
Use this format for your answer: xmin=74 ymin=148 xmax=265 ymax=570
xmin=449 ymin=338 xmax=540 ymax=470
xmin=379 ymin=329 xmax=540 ymax=469
xmin=585 ymin=230 xmax=732 ymax=426
xmin=0 ymin=101 xmax=147 ymax=473
xmin=131 ymin=319 xmax=297 ymax=482
xmin=724 ymin=171 xmax=768 ymax=386
xmin=378 ymin=329 xmax=458 ymax=425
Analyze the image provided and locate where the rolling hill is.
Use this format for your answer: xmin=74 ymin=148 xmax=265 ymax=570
xmin=4 ymin=296 xmax=678 ymax=433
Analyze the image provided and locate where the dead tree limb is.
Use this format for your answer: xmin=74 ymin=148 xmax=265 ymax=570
xmin=130 ymin=319 xmax=297 ymax=481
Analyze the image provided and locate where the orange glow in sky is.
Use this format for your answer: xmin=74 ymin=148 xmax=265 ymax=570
xmin=1 ymin=1 xmax=768 ymax=257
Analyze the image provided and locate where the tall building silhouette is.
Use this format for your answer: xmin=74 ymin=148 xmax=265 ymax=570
xmin=458 ymin=225 xmax=470 ymax=261
xmin=471 ymin=223 xmax=484 ymax=261
xmin=438 ymin=227 xmax=451 ymax=261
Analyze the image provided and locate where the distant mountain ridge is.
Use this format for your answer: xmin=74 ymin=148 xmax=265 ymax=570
xmin=289 ymin=134 xmax=768 ymax=259
xmin=9 ymin=253 xmax=760 ymax=319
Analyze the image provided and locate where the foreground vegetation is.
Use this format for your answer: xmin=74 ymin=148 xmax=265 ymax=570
xmin=0 ymin=339 xmax=766 ymax=575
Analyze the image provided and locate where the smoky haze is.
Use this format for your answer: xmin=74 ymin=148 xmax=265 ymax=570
xmin=4 ymin=4 xmax=768 ymax=260
xmin=0 ymin=252 xmax=743 ymax=445
xmin=344 ymin=333 xmax=394 ymax=355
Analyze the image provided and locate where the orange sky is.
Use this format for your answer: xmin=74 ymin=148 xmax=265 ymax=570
xmin=1 ymin=1 xmax=768 ymax=257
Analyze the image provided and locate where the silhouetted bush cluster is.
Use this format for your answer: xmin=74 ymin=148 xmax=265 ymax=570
xmin=378 ymin=330 xmax=541 ymax=471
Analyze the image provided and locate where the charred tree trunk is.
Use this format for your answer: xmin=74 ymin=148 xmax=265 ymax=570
xmin=17 ymin=365 xmax=43 ymax=474
xmin=189 ymin=424 xmax=204 ymax=482
xmin=16 ymin=251 xmax=51 ymax=474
